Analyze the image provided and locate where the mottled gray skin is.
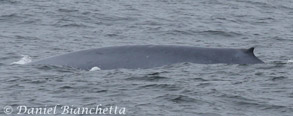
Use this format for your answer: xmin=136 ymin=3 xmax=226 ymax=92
xmin=29 ymin=45 xmax=264 ymax=70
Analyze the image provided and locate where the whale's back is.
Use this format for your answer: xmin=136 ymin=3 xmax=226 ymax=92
xmin=29 ymin=45 xmax=264 ymax=70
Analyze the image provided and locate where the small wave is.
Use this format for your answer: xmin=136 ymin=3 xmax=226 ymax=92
xmin=126 ymin=75 xmax=169 ymax=82
xmin=11 ymin=55 xmax=32 ymax=65
xmin=268 ymin=60 xmax=293 ymax=65
xmin=200 ymin=30 xmax=242 ymax=37
xmin=138 ymin=84 xmax=181 ymax=91
xmin=157 ymin=94 xmax=199 ymax=103
xmin=0 ymin=0 xmax=19 ymax=4
xmin=58 ymin=9 xmax=79 ymax=12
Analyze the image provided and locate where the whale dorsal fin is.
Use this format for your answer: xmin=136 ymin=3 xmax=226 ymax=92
xmin=245 ymin=47 xmax=255 ymax=54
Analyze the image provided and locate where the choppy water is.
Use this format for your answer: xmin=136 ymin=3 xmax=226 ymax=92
xmin=1 ymin=0 xmax=293 ymax=116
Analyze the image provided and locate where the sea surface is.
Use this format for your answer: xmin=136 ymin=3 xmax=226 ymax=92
xmin=1 ymin=0 xmax=293 ymax=116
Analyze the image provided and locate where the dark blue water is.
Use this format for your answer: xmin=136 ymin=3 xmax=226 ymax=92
xmin=1 ymin=0 xmax=293 ymax=116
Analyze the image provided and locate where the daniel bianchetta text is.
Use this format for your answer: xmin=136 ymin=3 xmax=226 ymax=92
xmin=6 ymin=104 xmax=126 ymax=115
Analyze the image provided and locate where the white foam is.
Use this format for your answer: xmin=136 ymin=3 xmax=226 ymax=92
xmin=11 ymin=55 xmax=32 ymax=65
xmin=287 ymin=59 xmax=293 ymax=63
xmin=89 ymin=66 xmax=101 ymax=71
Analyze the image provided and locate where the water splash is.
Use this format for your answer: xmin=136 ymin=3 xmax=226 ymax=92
xmin=89 ymin=66 xmax=101 ymax=71
xmin=11 ymin=55 xmax=32 ymax=65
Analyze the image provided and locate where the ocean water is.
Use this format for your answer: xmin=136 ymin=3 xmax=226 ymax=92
xmin=1 ymin=0 xmax=293 ymax=116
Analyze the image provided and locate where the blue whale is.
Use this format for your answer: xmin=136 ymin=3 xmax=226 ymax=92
xmin=29 ymin=45 xmax=264 ymax=70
